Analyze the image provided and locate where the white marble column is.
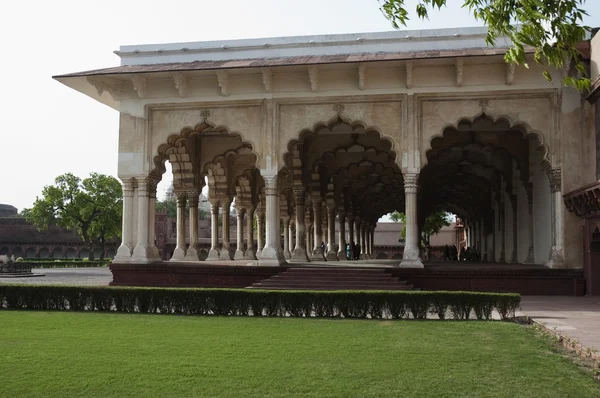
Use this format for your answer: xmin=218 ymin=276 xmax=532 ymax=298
xmin=371 ymin=225 xmax=375 ymax=259
xmin=401 ymin=173 xmax=423 ymax=267
xmin=510 ymin=196 xmax=518 ymax=263
xmin=326 ymin=206 xmax=338 ymax=261
xmin=245 ymin=207 xmax=257 ymax=260
xmin=219 ymin=199 xmax=232 ymax=260
xmin=283 ymin=216 xmax=291 ymax=260
xmin=115 ymin=178 xmax=135 ymax=262
xmin=147 ymin=179 xmax=161 ymax=260
xmin=347 ymin=214 xmax=355 ymax=248
xmin=337 ymin=211 xmax=348 ymax=260
xmin=291 ymin=188 xmax=309 ymax=261
xmin=499 ymin=199 xmax=506 ymax=263
xmin=311 ymin=197 xmax=326 ymax=261
xmin=524 ymin=185 xmax=535 ymax=263
xmin=360 ymin=222 xmax=367 ymax=259
xmin=306 ymin=210 xmax=313 ymax=259
xmin=132 ymin=179 xmax=155 ymax=263
xmin=171 ymin=191 xmax=188 ymax=261
xmin=259 ymin=175 xmax=286 ymax=265
xmin=234 ymin=206 xmax=245 ymax=260
xmin=184 ymin=191 xmax=200 ymax=261
xmin=206 ymin=201 xmax=220 ymax=261
xmin=255 ymin=204 xmax=265 ymax=259
xmin=546 ymin=168 xmax=566 ymax=268
xmin=289 ymin=220 xmax=295 ymax=258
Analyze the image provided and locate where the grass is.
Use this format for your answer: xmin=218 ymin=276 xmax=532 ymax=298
xmin=0 ymin=312 xmax=598 ymax=397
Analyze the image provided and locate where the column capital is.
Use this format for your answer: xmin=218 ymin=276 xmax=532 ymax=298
xmin=121 ymin=178 xmax=135 ymax=197
xmin=403 ymin=173 xmax=419 ymax=193
xmin=175 ymin=191 xmax=188 ymax=206
xmin=186 ymin=190 xmax=200 ymax=206
xmin=547 ymin=167 xmax=561 ymax=193
xmin=263 ymin=175 xmax=279 ymax=196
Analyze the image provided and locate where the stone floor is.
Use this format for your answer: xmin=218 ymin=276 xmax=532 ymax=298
xmin=519 ymin=296 xmax=600 ymax=353
xmin=0 ymin=268 xmax=113 ymax=286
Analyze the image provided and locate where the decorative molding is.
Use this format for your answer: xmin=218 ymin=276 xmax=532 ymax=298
xmin=506 ymin=63 xmax=516 ymax=85
xmin=173 ymin=72 xmax=188 ymax=97
xmin=200 ymin=109 xmax=211 ymax=121
xmin=175 ymin=191 xmax=188 ymax=206
xmin=261 ymin=68 xmax=272 ymax=92
xmin=86 ymin=77 xmax=124 ymax=101
xmin=405 ymin=61 xmax=413 ymax=89
xmin=547 ymin=168 xmax=562 ymax=193
xmin=186 ymin=190 xmax=200 ymax=207
xmin=263 ymin=175 xmax=279 ymax=196
xmin=121 ymin=179 xmax=135 ymax=197
xmin=478 ymin=98 xmax=489 ymax=112
xmin=307 ymin=65 xmax=319 ymax=92
xmin=455 ymin=58 xmax=463 ymax=87
xmin=131 ymin=75 xmax=147 ymax=99
xmin=216 ymin=70 xmax=230 ymax=96
xmin=358 ymin=63 xmax=366 ymax=90
xmin=333 ymin=103 xmax=345 ymax=114
xmin=292 ymin=187 xmax=306 ymax=205
xmin=403 ymin=173 xmax=419 ymax=194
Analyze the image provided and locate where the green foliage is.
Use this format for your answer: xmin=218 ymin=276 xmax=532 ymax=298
xmin=0 ymin=285 xmax=520 ymax=320
xmin=22 ymin=173 xmax=122 ymax=260
xmin=156 ymin=197 xmax=177 ymax=218
xmin=389 ymin=210 xmax=451 ymax=245
xmin=379 ymin=0 xmax=591 ymax=91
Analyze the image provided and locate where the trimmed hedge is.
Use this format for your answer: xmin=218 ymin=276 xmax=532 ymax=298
xmin=23 ymin=261 xmax=110 ymax=268
xmin=0 ymin=285 xmax=521 ymax=320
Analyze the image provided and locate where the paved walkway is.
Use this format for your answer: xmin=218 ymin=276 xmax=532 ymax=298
xmin=0 ymin=268 xmax=112 ymax=286
xmin=519 ymin=296 xmax=600 ymax=353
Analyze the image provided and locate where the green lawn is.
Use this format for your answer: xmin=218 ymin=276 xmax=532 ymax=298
xmin=0 ymin=312 xmax=598 ymax=397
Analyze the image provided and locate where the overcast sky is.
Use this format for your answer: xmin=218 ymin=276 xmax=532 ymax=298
xmin=1 ymin=0 xmax=599 ymax=213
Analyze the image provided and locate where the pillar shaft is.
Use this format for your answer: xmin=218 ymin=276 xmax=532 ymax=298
xmin=401 ymin=173 xmax=423 ymax=267
xmin=147 ymin=180 xmax=160 ymax=259
xmin=291 ymin=188 xmax=309 ymax=261
xmin=171 ymin=191 xmax=188 ymax=261
xmin=184 ymin=191 xmax=200 ymax=261
xmin=499 ymin=202 xmax=506 ymax=263
xmin=259 ymin=175 xmax=286 ymax=265
xmin=337 ymin=212 xmax=348 ymax=260
xmin=524 ymin=186 xmax=535 ymax=263
xmin=348 ymin=216 xmax=355 ymax=248
xmin=115 ymin=179 xmax=135 ymax=262
xmin=234 ymin=207 xmax=245 ymax=260
xmin=311 ymin=198 xmax=325 ymax=261
xmin=510 ymin=196 xmax=518 ymax=263
xmin=207 ymin=202 xmax=220 ymax=260
xmin=245 ymin=208 xmax=256 ymax=260
xmin=288 ymin=221 xmax=295 ymax=258
xmin=256 ymin=207 xmax=265 ymax=259
xmin=360 ymin=222 xmax=366 ymax=259
xmin=546 ymin=168 xmax=565 ymax=268
xmin=283 ymin=217 xmax=291 ymax=260
xmin=326 ymin=206 xmax=338 ymax=261
xmin=220 ymin=200 xmax=232 ymax=260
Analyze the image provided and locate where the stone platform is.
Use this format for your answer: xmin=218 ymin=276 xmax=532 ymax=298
xmin=109 ymin=260 xmax=586 ymax=296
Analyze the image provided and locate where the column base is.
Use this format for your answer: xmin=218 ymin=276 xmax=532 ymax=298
xmin=545 ymin=247 xmax=566 ymax=268
xmin=170 ymin=246 xmax=187 ymax=261
xmin=219 ymin=248 xmax=232 ymax=261
xmin=284 ymin=250 xmax=291 ymax=260
xmin=114 ymin=244 xmax=133 ymax=263
xmin=206 ymin=249 xmax=220 ymax=261
xmin=184 ymin=247 xmax=200 ymax=261
xmin=256 ymin=249 xmax=263 ymax=259
xmin=325 ymin=251 xmax=338 ymax=261
xmin=337 ymin=251 xmax=348 ymax=261
xmin=524 ymin=247 xmax=535 ymax=264
xmin=150 ymin=245 xmax=160 ymax=260
xmin=132 ymin=244 xmax=162 ymax=264
xmin=510 ymin=250 xmax=518 ymax=264
xmin=244 ymin=249 xmax=257 ymax=260
xmin=399 ymin=258 xmax=424 ymax=268
xmin=234 ymin=250 xmax=245 ymax=260
xmin=258 ymin=245 xmax=287 ymax=266
xmin=311 ymin=248 xmax=326 ymax=261
xmin=290 ymin=247 xmax=310 ymax=262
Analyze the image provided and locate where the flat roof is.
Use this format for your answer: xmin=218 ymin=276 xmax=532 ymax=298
xmin=54 ymin=26 xmax=522 ymax=79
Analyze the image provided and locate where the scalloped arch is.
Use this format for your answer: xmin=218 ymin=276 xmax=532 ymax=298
xmin=424 ymin=112 xmax=552 ymax=171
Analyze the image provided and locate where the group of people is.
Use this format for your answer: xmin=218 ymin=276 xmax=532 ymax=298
xmin=345 ymin=242 xmax=361 ymax=261
xmin=442 ymin=245 xmax=480 ymax=262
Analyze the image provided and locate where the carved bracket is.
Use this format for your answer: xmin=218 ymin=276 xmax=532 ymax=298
xmin=506 ymin=63 xmax=516 ymax=85
xmin=131 ymin=75 xmax=147 ymax=99
xmin=261 ymin=68 xmax=272 ymax=92
xmin=308 ymin=65 xmax=319 ymax=92
xmin=405 ymin=61 xmax=413 ymax=89
xmin=358 ymin=63 xmax=366 ymax=90
xmin=86 ymin=77 xmax=124 ymax=101
xmin=455 ymin=58 xmax=463 ymax=87
xmin=216 ymin=71 xmax=230 ymax=96
xmin=173 ymin=72 xmax=188 ymax=97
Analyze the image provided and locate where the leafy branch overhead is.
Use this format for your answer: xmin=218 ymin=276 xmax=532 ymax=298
xmin=379 ymin=0 xmax=591 ymax=91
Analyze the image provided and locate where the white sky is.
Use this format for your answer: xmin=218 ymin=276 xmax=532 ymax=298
xmin=1 ymin=0 xmax=599 ymax=213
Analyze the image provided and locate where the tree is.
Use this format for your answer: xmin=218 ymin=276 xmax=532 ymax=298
xmin=22 ymin=173 xmax=122 ymax=260
xmin=156 ymin=197 xmax=177 ymax=218
xmin=389 ymin=210 xmax=452 ymax=246
xmin=379 ymin=0 xmax=591 ymax=91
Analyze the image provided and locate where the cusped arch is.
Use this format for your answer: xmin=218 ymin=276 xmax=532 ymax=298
xmin=424 ymin=113 xmax=551 ymax=170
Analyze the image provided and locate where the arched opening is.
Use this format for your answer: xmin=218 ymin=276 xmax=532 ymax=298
xmin=0 ymin=247 xmax=9 ymax=255
xmin=38 ymin=247 xmax=50 ymax=258
xmin=51 ymin=247 xmax=62 ymax=258
xmin=282 ymin=116 xmax=403 ymax=262
xmin=65 ymin=248 xmax=77 ymax=259
xmin=25 ymin=247 xmax=37 ymax=258
xmin=420 ymin=114 xmax=552 ymax=264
